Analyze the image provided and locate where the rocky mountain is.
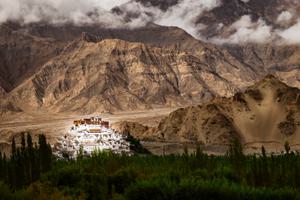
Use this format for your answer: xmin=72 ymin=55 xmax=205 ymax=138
xmin=114 ymin=75 xmax=300 ymax=152
xmin=0 ymin=22 xmax=218 ymax=95
xmin=0 ymin=85 xmax=22 ymax=115
xmin=0 ymin=23 xmax=63 ymax=92
xmin=1 ymin=0 xmax=300 ymax=116
xmin=1 ymin=21 xmax=300 ymax=115
xmin=9 ymin=37 xmax=240 ymax=113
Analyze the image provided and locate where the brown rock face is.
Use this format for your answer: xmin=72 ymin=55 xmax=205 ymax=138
xmin=1 ymin=22 xmax=300 ymax=116
xmin=0 ymin=23 xmax=63 ymax=92
xmin=10 ymin=38 xmax=239 ymax=113
xmin=112 ymin=121 xmax=154 ymax=140
xmin=127 ymin=76 xmax=300 ymax=150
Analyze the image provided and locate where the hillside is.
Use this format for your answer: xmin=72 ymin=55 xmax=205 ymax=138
xmin=114 ymin=75 xmax=300 ymax=152
xmin=2 ymin=21 xmax=300 ymax=115
xmin=9 ymin=37 xmax=239 ymax=114
xmin=0 ymin=23 xmax=63 ymax=92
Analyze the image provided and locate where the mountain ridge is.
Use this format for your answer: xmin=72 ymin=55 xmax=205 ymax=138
xmin=7 ymin=37 xmax=239 ymax=114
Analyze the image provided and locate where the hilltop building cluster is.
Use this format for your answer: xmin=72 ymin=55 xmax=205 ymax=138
xmin=53 ymin=117 xmax=131 ymax=158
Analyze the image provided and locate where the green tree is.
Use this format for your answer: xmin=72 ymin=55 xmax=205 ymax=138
xmin=38 ymin=135 xmax=52 ymax=173
xmin=229 ymin=139 xmax=245 ymax=179
xmin=261 ymin=146 xmax=267 ymax=158
xmin=11 ymin=137 xmax=16 ymax=157
xmin=284 ymin=141 xmax=291 ymax=154
xmin=21 ymin=133 xmax=26 ymax=152
xmin=26 ymin=133 xmax=34 ymax=183
xmin=27 ymin=134 xmax=33 ymax=150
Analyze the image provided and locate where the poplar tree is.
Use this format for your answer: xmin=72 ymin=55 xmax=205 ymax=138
xmin=26 ymin=133 xmax=34 ymax=183
xmin=38 ymin=134 xmax=52 ymax=173
xmin=11 ymin=137 xmax=16 ymax=157
xmin=21 ymin=132 xmax=26 ymax=152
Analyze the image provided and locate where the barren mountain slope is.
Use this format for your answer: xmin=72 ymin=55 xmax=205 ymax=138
xmin=0 ymin=85 xmax=22 ymax=115
xmin=222 ymin=44 xmax=300 ymax=87
xmin=0 ymin=23 xmax=63 ymax=92
xmin=22 ymin=23 xmax=300 ymax=88
xmin=0 ymin=86 xmax=5 ymax=96
xmin=14 ymin=23 xmax=204 ymax=51
xmin=115 ymin=75 xmax=300 ymax=151
xmin=2 ymin=24 xmax=300 ymax=116
xmin=10 ymin=37 xmax=241 ymax=114
xmin=3 ymin=21 xmax=300 ymax=95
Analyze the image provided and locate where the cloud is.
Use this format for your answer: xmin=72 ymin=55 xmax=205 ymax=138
xmin=0 ymin=0 xmax=300 ymax=45
xmin=277 ymin=11 xmax=293 ymax=23
xmin=116 ymin=0 xmax=221 ymax=38
xmin=94 ymin=0 xmax=130 ymax=10
xmin=0 ymin=0 xmax=131 ymax=26
xmin=211 ymin=14 xmax=300 ymax=45
xmin=154 ymin=0 xmax=221 ymax=39
xmin=213 ymin=15 xmax=273 ymax=44
xmin=278 ymin=21 xmax=300 ymax=44
xmin=116 ymin=1 xmax=160 ymax=27
xmin=0 ymin=0 xmax=221 ymax=36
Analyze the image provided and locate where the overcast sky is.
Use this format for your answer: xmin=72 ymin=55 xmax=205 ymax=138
xmin=94 ymin=0 xmax=130 ymax=10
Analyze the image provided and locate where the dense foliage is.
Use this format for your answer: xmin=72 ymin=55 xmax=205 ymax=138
xmin=0 ymin=133 xmax=52 ymax=190
xmin=1 ymin=136 xmax=300 ymax=199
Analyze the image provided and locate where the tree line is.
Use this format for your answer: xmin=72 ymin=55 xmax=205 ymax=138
xmin=1 ymin=135 xmax=300 ymax=199
xmin=0 ymin=133 xmax=52 ymax=190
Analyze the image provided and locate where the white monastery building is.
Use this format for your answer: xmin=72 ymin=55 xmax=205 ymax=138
xmin=53 ymin=117 xmax=131 ymax=158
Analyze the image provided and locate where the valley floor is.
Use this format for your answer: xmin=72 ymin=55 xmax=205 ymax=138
xmin=0 ymin=106 xmax=298 ymax=155
xmin=0 ymin=108 xmax=175 ymax=153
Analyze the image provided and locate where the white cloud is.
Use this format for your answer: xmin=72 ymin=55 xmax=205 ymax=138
xmin=0 ymin=0 xmax=221 ymax=38
xmin=116 ymin=1 xmax=160 ymax=28
xmin=277 ymin=11 xmax=293 ymax=23
xmin=155 ymin=0 xmax=221 ymax=39
xmin=213 ymin=15 xmax=273 ymax=44
xmin=0 ymin=0 xmax=131 ymax=26
xmin=94 ymin=0 xmax=130 ymax=11
xmin=1 ymin=0 xmax=300 ymax=45
xmin=278 ymin=21 xmax=300 ymax=44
